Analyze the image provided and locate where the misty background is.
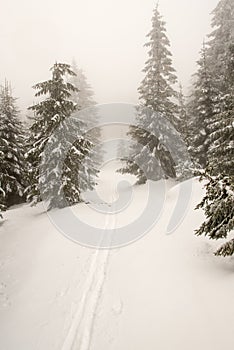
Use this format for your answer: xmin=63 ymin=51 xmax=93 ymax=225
xmin=0 ymin=0 xmax=218 ymax=117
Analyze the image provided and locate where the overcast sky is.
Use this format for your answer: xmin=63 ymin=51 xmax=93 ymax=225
xmin=0 ymin=0 xmax=218 ymax=115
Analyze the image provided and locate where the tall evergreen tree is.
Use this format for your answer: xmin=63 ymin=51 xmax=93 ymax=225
xmin=69 ymin=60 xmax=96 ymax=110
xmin=0 ymin=82 xmax=25 ymax=210
xmin=26 ymin=63 xmax=95 ymax=209
xmin=119 ymin=5 xmax=185 ymax=183
xmin=188 ymin=0 xmax=234 ymax=172
xmin=69 ymin=60 xmax=100 ymax=191
xmin=205 ymin=0 xmax=234 ymax=174
xmin=207 ymin=0 xmax=234 ymax=99
xmin=207 ymin=93 xmax=234 ymax=176
xmin=204 ymin=0 xmax=234 ymax=163
xmin=195 ymin=0 xmax=234 ymax=256
xmin=188 ymin=43 xmax=219 ymax=169
xmin=196 ymin=173 xmax=234 ymax=256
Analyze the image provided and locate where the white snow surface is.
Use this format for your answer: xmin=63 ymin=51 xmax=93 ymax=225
xmin=0 ymin=162 xmax=234 ymax=350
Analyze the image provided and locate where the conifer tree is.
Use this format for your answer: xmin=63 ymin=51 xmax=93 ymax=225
xmin=26 ymin=63 xmax=95 ymax=209
xmin=207 ymin=0 xmax=234 ymax=99
xmin=196 ymin=173 xmax=234 ymax=256
xmin=69 ymin=60 xmax=100 ymax=190
xmin=188 ymin=43 xmax=218 ymax=169
xmin=208 ymin=96 xmax=234 ymax=176
xmin=188 ymin=0 xmax=234 ymax=171
xmin=69 ymin=60 xmax=96 ymax=110
xmin=207 ymin=43 xmax=234 ymax=175
xmin=119 ymin=5 xmax=185 ymax=183
xmin=205 ymin=0 xmax=234 ymax=173
xmin=195 ymin=0 xmax=234 ymax=256
xmin=0 ymin=82 xmax=25 ymax=210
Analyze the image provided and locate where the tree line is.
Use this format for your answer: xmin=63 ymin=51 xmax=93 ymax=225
xmin=0 ymin=0 xmax=233 ymax=256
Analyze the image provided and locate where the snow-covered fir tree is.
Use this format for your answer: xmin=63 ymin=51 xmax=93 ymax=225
xmin=137 ymin=5 xmax=178 ymax=127
xmin=69 ymin=60 xmax=100 ymax=191
xmin=188 ymin=43 xmax=219 ymax=169
xmin=195 ymin=0 xmax=234 ymax=256
xmin=208 ymin=87 xmax=234 ymax=176
xmin=204 ymin=0 xmax=234 ymax=174
xmin=0 ymin=81 xmax=26 ymax=210
xmin=196 ymin=173 xmax=234 ymax=256
xmin=190 ymin=0 xmax=233 ymax=173
xmin=119 ymin=5 xmax=187 ymax=183
xmin=26 ymin=62 xmax=96 ymax=209
xmin=207 ymin=0 xmax=234 ymax=100
xmin=69 ymin=60 xmax=96 ymax=110
xmin=69 ymin=60 xmax=101 ymax=142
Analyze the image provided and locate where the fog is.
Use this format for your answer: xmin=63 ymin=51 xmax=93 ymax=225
xmin=0 ymin=0 xmax=218 ymax=116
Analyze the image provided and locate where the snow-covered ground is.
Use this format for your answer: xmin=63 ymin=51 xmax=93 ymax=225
xmin=0 ymin=162 xmax=234 ymax=350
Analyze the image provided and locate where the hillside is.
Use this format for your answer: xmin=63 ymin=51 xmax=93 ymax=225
xmin=0 ymin=164 xmax=234 ymax=350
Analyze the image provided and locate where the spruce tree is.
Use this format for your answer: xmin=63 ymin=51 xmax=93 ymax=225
xmin=188 ymin=0 xmax=234 ymax=172
xmin=196 ymin=173 xmax=234 ymax=256
xmin=119 ymin=5 xmax=185 ymax=183
xmin=208 ymin=95 xmax=234 ymax=176
xmin=188 ymin=43 xmax=219 ymax=169
xmin=205 ymin=0 xmax=234 ymax=174
xmin=26 ymin=62 xmax=94 ymax=209
xmin=0 ymin=81 xmax=25 ymax=210
xmin=195 ymin=0 xmax=234 ymax=256
xmin=69 ymin=60 xmax=100 ymax=191
xmin=69 ymin=60 xmax=96 ymax=110
xmin=207 ymin=0 xmax=234 ymax=99
xmin=207 ymin=43 xmax=234 ymax=175
xmin=69 ymin=60 xmax=100 ymax=141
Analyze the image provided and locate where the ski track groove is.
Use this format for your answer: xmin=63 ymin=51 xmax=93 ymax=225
xmin=62 ymin=191 xmax=116 ymax=350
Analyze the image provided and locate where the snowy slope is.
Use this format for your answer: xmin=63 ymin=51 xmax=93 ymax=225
xmin=0 ymin=163 xmax=234 ymax=350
